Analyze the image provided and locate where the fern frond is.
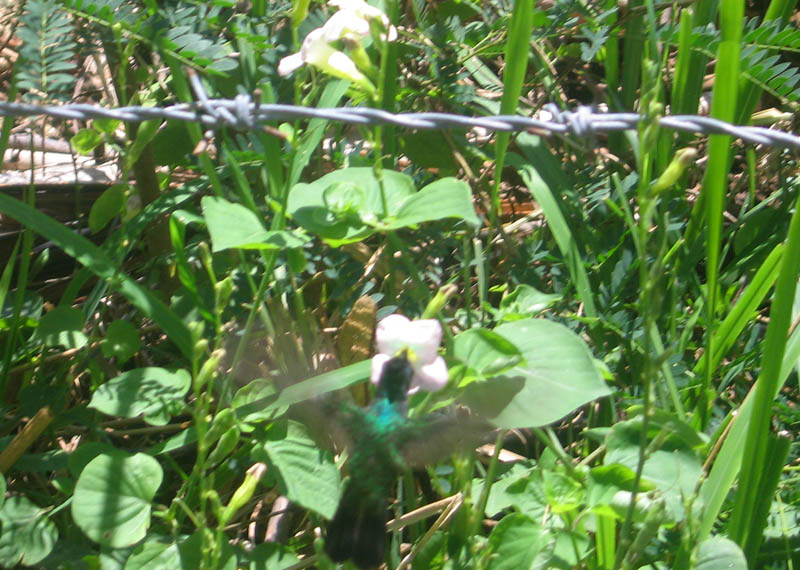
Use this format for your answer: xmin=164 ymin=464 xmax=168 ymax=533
xmin=664 ymin=17 xmax=800 ymax=107
xmin=16 ymin=0 xmax=76 ymax=101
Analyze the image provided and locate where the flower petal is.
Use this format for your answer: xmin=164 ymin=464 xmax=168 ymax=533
xmin=300 ymin=28 xmax=332 ymax=63
xmin=411 ymin=356 xmax=449 ymax=392
xmin=407 ymin=319 xmax=442 ymax=364
xmin=278 ymin=53 xmax=305 ymax=76
xmin=324 ymin=50 xmax=369 ymax=82
xmin=323 ymin=9 xmax=371 ymax=41
xmin=375 ymin=314 xmax=413 ymax=355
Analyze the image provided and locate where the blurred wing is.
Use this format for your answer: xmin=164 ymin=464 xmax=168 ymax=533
xmin=288 ymin=395 xmax=367 ymax=454
xmin=392 ymin=410 xmax=495 ymax=468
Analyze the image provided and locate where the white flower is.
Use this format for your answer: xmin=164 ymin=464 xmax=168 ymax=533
xmin=278 ymin=0 xmax=396 ymax=90
xmin=327 ymin=0 xmax=397 ymax=41
xmin=371 ymin=314 xmax=449 ymax=393
xmin=278 ymin=27 xmax=371 ymax=89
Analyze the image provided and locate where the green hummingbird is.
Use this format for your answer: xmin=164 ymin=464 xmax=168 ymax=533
xmin=324 ymin=353 xmax=490 ymax=569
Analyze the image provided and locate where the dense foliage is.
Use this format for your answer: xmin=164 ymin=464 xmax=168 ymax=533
xmin=1 ymin=0 xmax=800 ymax=568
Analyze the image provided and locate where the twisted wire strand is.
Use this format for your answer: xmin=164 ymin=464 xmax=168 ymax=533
xmin=1 ymin=97 xmax=799 ymax=150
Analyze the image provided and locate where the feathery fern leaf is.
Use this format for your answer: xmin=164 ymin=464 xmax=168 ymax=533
xmin=16 ymin=0 xmax=77 ymax=101
xmin=664 ymin=17 xmax=800 ymax=108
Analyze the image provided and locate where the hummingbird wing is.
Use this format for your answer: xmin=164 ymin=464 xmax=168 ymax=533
xmin=391 ymin=410 xmax=495 ymax=468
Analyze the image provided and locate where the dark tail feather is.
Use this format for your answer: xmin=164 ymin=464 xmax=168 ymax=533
xmin=325 ymin=485 xmax=387 ymax=569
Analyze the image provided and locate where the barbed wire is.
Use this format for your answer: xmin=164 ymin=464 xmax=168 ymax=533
xmin=1 ymin=93 xmax=799 ymax=151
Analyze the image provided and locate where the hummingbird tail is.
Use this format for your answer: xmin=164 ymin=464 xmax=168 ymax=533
xmin=325 ymin=485 xmax=387 ymax=569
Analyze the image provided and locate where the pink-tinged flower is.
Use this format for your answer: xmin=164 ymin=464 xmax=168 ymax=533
xmin=370 ymin=315 xmax=449 ymax=393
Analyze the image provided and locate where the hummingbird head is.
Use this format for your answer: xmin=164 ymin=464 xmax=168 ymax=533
xmin=374 ymin=350 xmax=414 ymax=404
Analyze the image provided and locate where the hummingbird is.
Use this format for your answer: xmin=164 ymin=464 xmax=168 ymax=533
xmin=324 ymin=352 xmax=491 ymax=569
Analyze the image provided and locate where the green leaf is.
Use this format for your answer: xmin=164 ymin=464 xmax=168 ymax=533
xmin=388 ymin=177 xmax=480 ymax=228
xmin=604 ymin=414 xmax=703 ymax=521
xmin=400 ymin=131 xmax=459 ymax=174
xmin=101 ymin=319 xmax=141 ymax=363
xmin=0 ymin=496 xmax=58 ymax=566
xmin=257 ymin=421 xmax=340 ymax=520
xmin=287 ymin=167 xmax=415 ymax=246
xmin=485 ymin=513 xmax=553 ymax=570
xmin=247 ymin=542 xmax=301 ymax=569
xmin=70 ymin=128 xmax=104 ymax=155
xmin=233 ymin=360 xmax=372 ymax=423
xmin=0 ymin=192 xmax=193 ymax=359
xmin=93 ymin=118 xmax=121 ymax=135
xmin=461 ymin=319 xmax=611 ymax=428
xmin=453 ymin=328 xmax=522 ymax=378
xmin=67 ymin=442 xmax=124 ymax=478
xmin=32 ymin=305 xmax=87 ymax=349
xmin=175 ymin=532 xmax=236 ymax=570
xmin=490 ymin=0 xmax=534 ymax=217
xmin=125 ymin=533 xmax=236 ymax=570
xmin=513 ymin=157 xmax=597 ymax=317
xmin=89 ymin=184 xmax=127 ymax=234
xmin=232 ymin=379 xmax=282 ymax=425
xmin=496 ymin=284 xmax=561 ymax=321
xmin=695 ymin=537 xmax=747 ymax=570
xmin=472 ymin=462 xmax=547 ymax=518
xmin=202 ymin=196 xmax=307 ymax=252
xmin=125 ymin=539 xmax=182 ymax=569
xmin=89 ymin=368 xmax=191 ymax=425
xmin=71 ymin=452 xmax=163 ymax=547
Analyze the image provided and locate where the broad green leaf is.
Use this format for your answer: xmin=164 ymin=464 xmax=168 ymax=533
xmin=453 ymin=328 xmax=522 ymax=379
xmin=125 ymin=540 xmax=181 ymax=570
xmin=542 ymin=469 xmax=583 ymax=514
xmin=496 ymin=284 xmax=561 ymax=321
xmin=89 ymin=184 xmax=127 ymax=234
xmin=235 ymin=359 xmax=372 ymax=421
xmin=485 ymin=513 xmax=553 ymax=570
xmin=202 ymin=196 xmax=307 ymax=252
xmin=257 ymin=421 xmax=340 ymax=519
xmin=550 ymin=528 xmax=591 ymax=568
xmin=93 ymin=118 xmax=121 ymax=134
xmin=695 ymin=537 xmax=747 ymax=570
xmin=287 ymin=167 xmax=415 ymax=246
xmin=72 ymin=452 xmax=163 ymax=547
xmin=462 ymin=319 xmax=611 ymax=428
xmin=67 ymin=442 xmax=124 ymax=478
xmin=232 ymin=379 xmax=282 ymax=426
xmin=89 ymin=367 xmax=191 ymax=425
xmin=125 ymin=533 xmax=236 ymax=570
xmin=32 ymin=305 xmax=87 ymax=349
xmin=604 ymin=414 xmax=703 ymax=521
xmin=71 ymin=128 xmax=104 ymax=155
xmin=388 ymin=178 xmax=480 ymax=228
xmin=101 ymin=319 xmax=141 ymax=363
xmin=472 ymin=462 xmax=546 ymax=518
xmin=400 ymin=131 xmax=460 ymax=175
xmin=0 ymin=496 xmax=58 ymax=566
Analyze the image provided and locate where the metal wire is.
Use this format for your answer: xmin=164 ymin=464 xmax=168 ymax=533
xmin=1 ymin=96 xmax=799 ymax=150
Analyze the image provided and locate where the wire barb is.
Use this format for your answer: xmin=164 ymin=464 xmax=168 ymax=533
xmin=0 ymin=98 xmax=798 ymax=150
